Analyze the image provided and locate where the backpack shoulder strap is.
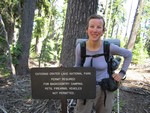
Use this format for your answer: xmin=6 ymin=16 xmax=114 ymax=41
xmin=80 ymin=41 xmax=86 ymax=66
xmin=103 ymin=40 xmax=110 ymax=63
xmin=103 ymin=41 xmax=113 ymax=76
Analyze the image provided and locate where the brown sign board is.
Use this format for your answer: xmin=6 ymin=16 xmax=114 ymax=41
xmin=30 ymin=67 xmax=96 ymax=99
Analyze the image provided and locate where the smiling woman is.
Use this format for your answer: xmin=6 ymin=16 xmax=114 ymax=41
xmin=85 ymin=15 xmax=106 ymax=51
xmin=74 ymin=14 xmax=132 ymax=113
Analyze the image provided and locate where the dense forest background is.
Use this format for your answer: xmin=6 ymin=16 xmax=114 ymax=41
xmin=0 ymin=0 xmax=149 ymax=75
xmin=0 ymin=0 xmax=150 ymax=112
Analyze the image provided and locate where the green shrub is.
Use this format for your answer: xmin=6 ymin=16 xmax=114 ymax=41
xmin=132 ymin=36 xmax=148 ymax=64
xmin=11 ymin=43 xmax=23 ymax=65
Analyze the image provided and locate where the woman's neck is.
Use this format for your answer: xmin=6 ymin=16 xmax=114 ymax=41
xmin=86 ymin=39 xmax=102 ymax=51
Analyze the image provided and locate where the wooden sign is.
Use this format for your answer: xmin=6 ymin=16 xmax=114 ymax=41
xmin=30 ymin=67 xmax=96 ymax=99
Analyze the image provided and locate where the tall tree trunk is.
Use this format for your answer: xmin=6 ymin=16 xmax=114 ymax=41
xmin=105 ymin=0 xmax=113 ymax=38
xmin=16 ymin=0 xmax=37 ymax=75
xmin=5 ymin=21 xmax=15 ymax=44
xmin=127 ymin=0 xmax=144 ymax=51
xmin=60 ymin=0 xmax=98 ymax=67
xmin=124 ymin=0 xmax=133 ymax=39
xmin=110 ymin=19 xmax=116 ymax=38
xmin=0 ymin=15 xmax=16 ymax=75
xmin=104 ymin=0 xmax=109 ymax=20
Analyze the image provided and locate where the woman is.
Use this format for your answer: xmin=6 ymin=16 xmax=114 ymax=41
xmin=74 ymin=14 xmax=132 ymax=113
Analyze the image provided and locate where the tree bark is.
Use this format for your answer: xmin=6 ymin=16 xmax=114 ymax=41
xmin=105 ymin=0 xmax=113 ymax=39
xmin=16 ymin=0 xmax=37 ymax=75
xmin=5 ymin=21 xmax=15 ymax=44
xmin=127 ymin=0 xmax=145 ymax=51
xmin=60 ymin=0 xmax=98 ymax=67
xmin=124 ymin=0 xmax=134 ymax=39
xmin=0 ymin=15 xmax=16 ymax=75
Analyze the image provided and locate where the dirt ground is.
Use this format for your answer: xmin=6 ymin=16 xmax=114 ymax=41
xmin=119 ymin=59 xmax=150 ymax=113
xmin=0 ymin=59 xmax=150 ymax=113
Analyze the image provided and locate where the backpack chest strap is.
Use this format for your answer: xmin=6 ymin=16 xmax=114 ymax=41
xmin=85 ymin=53 xmax=105 ymax=58
xmin=85 ymin=53 xmax=105 ymax=66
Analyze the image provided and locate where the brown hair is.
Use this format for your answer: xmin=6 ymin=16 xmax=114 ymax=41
xmin=86 ymin=14 xmax=106 ymax=31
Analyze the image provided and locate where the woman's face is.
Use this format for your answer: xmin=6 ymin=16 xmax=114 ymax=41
xmin=86 ymin=18 xmax=105 ymax=41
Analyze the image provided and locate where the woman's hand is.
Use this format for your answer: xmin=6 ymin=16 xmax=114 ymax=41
xmin=112 ymin=73 xmax=123 ymax=82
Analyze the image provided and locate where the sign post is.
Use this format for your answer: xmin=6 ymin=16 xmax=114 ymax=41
xmin=30 ymin=67 xmax=96 ymax=112
xmin=61 ymin=98 xmax=67 ymax=113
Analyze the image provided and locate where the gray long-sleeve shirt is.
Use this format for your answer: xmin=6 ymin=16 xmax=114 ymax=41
xmin=74 ymin=40 xmax=132 ymax=82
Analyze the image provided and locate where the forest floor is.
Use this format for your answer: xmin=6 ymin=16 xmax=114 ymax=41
xmin=117 ymin=59 xmax=150 ymax=113
xmin=0 ymin=59 xmax=150 ymax=113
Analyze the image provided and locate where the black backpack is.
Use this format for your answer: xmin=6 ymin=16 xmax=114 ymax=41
xmin=80 ymin=40 xmax=119 ymax=76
